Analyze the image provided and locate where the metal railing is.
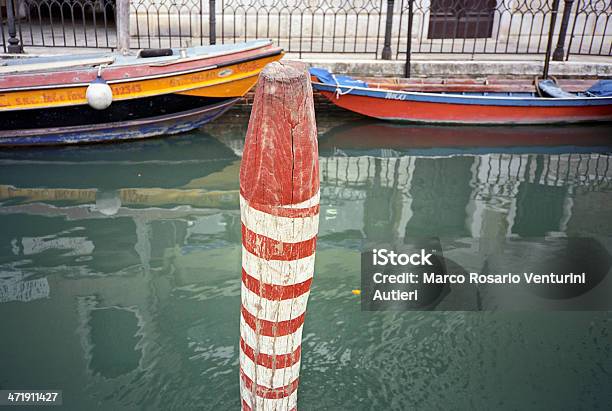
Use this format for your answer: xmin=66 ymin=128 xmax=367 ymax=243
xmin=219 ymin=0 xmax=386 ymax=57
xmin=567 ymin=0 xmax=612 ymax=57
xmin=396 ymin=0 xmax=560 ymax=56
xmin=130 ymin=0 xmax=205 ymax=49
xmin=17 ymin=0 xmax=116 ymax=48
xmin=2 ymin=0 xmax=611 ymax=73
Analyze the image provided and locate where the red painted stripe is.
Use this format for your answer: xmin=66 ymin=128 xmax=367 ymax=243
xmin=242 ymin=268 xmax=312 ymax=300
xmin=240 ymin=368 xmax=299 ymax=399
xmin=240 ymin=337 xmax=302 ymax=369
xmin=242 ymin=224 xmax=316 ymax=261
xmin=241 ymin=305 xmax=304 ymax=337
xmin=241 ymin=197 xmax=320 ymax=218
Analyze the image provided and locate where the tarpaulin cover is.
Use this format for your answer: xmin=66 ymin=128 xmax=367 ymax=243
xmin=309 ymin=67 xmax=369 ymax=88
xmin=586 ymin=80 xmax=612 ymax=97
xmin=538 ymin=79 xmax=577 ymax=98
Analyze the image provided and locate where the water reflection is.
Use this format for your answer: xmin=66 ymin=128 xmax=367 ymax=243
xmin=0 ymin=119 xmax=610 ymax=410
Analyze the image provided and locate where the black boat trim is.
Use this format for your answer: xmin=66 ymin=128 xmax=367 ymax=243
xmin=0 ymin=94 xmax=237 ymax=133
xmin=0 ymin=97 xmax=238 ymax=139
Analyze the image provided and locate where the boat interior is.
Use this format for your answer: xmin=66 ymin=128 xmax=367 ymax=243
xmin=357 ymin=77 xmax=612 ymax=99
xmin=310 ymin=68 xmax=612 ymax=99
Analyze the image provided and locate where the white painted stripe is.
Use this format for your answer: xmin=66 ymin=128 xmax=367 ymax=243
xmin=240 ymin=348 xmax=301 ymax=389
xmin=241 ymin=386 xmax=298 ymax=410
xmin=241 ymin=284 xmax=310 ymax=322
xmin=240 ymin=315 xmax=302 ymax=356
xmin=240 ymin=195 xmax=319 ymax=243
xmin=242 ymin=246 xmax=315 ymax=286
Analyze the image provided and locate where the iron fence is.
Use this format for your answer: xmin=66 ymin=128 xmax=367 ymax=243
xmin=219 ymin=0 xmax=386 ymax=57
xmin=1 ymin=0 xmax=611 ymax=67
xmin=395 ymin=0 xmax=561 ymax=56
xmin=567 ymin=0 xmax=612 ymax=56
xmin=13 ymin=0 xmax=116 ymax=48
xmin=130 ymin=0 xmax=204 ymax=48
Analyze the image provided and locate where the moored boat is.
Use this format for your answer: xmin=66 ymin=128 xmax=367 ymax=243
xmin=0 ymin=40 xmax=283 ymax=146
xmin=310 ymin=68 xmax=612 ymax=125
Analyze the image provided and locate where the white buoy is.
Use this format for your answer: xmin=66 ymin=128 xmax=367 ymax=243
xmin=86 ymin=76 xmax=113 ymax=110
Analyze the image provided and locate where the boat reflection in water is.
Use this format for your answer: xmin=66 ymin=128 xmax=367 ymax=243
xmin=0 ymin=120 xmax=610 ymax=409
xmin=318 ymin=120 xmax=612 ymax=155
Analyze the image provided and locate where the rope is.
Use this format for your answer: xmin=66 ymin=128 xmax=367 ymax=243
xmin=535 ymin=75 xmax=559 ymax=97
xmin=332 ymin=74 xmax=355 ymax=99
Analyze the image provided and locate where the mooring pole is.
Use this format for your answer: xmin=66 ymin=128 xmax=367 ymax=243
xmin=239 ymin=61 xmax=319 ymax=410
xmin=116 ymin=0 xmax=130 ymax=54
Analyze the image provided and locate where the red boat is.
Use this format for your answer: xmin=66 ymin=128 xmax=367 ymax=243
xmin=310 ymin=68 xmax=612 ymax=125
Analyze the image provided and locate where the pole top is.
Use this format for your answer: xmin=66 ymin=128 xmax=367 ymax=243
xmin=240 ymin=60 xmax=319 ymax=212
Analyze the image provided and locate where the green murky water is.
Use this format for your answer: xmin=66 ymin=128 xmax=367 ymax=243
xmin=0 ymin=117 xmax=611 ymax=410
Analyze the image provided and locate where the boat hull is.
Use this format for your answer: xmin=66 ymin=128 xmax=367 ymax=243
xmin=0 ymin=98 xmax=238 ymax=146
xmin=315 ymin=85 xmax=612 ymax=125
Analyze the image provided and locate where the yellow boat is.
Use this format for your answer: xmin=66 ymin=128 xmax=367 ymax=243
xmin=0 ymin=40 xmax=283 ymax=146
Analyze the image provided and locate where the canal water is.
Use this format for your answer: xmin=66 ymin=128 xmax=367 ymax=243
xmin=0 ymin=117 xmax=611 ymax=410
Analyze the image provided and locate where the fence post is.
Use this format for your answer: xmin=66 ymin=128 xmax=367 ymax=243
xmin=404 ymin=0 xmax=414 ymax=77
xmin=552 ymin=0 xmax=575 ymax=60
xmin=239 ymin=61 xmax=319 ymax=411
xmin=209 ymin=0 xmax=216 ymax=45
xmin=382 ymin=0 xmax=395 ymax=59
xmin=6 ymin=0 xmax=23 ymax=53
xmin=116 ymin=0 xmax=130 ymax=54
xmin=543 ymin=0 xmax=561 ymax=78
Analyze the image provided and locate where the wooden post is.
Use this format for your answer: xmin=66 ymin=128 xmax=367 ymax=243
xmin=239 ymin=61 xmax=319 ymax=410
xmin=116 ymin=0 xmax=130 ymax=54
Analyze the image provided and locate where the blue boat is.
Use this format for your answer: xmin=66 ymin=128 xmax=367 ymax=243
xmin=310 ymin=67 xmax=612 ymax=125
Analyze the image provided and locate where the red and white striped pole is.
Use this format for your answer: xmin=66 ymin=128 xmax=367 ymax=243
xmin=239 ymin=61 xmax=319 ymax=410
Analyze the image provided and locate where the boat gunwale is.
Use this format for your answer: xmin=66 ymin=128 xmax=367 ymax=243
xmin=0 ymin=48 xmax=283 ymax=94
xmin=0 ymin=39 xmax=273 ymax=73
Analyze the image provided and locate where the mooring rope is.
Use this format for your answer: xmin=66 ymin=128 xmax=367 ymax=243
xmin=332 ymin=73 xmax=355 ymax=99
